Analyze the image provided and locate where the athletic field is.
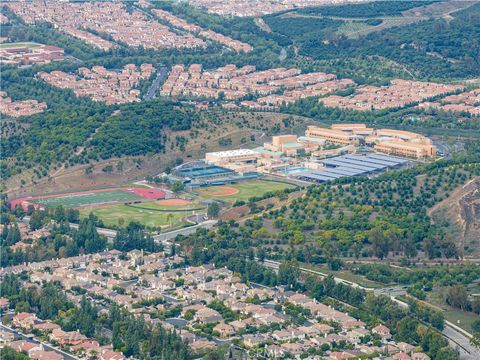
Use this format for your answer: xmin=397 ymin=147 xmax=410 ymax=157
xmin=197 ymin=180 xmax=295 ymax=202
xmin=0 ymin=42 xmax=42 ymax=49
xmin=29 ymin=190 xmax=142 ymax=208
xmin=79 ymin=203 xmax=191 ymax=229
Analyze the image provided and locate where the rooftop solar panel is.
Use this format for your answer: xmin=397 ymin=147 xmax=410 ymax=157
xmin=297 ymin=173 xmax=334 ymax=182
xmin=312 ymin=169 xmax=358 ymax=177
xmin=309 ymin=171 xmax=344 ymax=179
xmin=332 ymin=157 xmax=386 ymax=169
xmin=330 ymin=168 xmax=366 ymax=176
xmin=343 ymin=155 xmax=396 ymax=167
xmin=326 ymin=158 xmax=384 ymax=170
xmin=369 ymin=154 xmax=408 ymax=164
xmin=323 ymin=159 xmax=374 ymax=169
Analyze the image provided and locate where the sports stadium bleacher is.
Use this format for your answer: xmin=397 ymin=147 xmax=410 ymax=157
xmin=173 ymin=161 xmax=260 ymax=188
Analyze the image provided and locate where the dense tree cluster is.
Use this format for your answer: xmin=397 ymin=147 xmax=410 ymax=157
xmin=0 ymin=207 xmax=107 ymax=268
xmin=266 ymin=3 xmax=480 ymax=80
xmin=296 ymin=1 xmax=435 ymax=18
xmin=262 ymin=159 xmax=480 ymax=262
xmin=87 ymin=100 xmax=195 ymax=160
xmin=113 ymin=221 xmax=160 ymax=252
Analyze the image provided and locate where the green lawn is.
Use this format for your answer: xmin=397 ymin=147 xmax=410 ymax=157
xmin=129 ymin=201 xmax=204 ymax=212
xmin=427 ymin=292 xmax=480 ymax=333
xmin=303 ymin=263 xmax=385 ymax=289
xmin=0 ymin=42 xmax=41 ymax=49
xmin=79 ymin=203 xmax=192 ymax=229
xmin=198 ymin=180 xmax=295 ymax=202
xmin=31 ymin=190 xmax=141 ymax=208
xmin=443 ymin=308 xmax=479 ymax=333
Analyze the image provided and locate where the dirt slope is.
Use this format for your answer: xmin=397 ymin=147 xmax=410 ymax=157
xmin=429 ymin=177 xmax=480 ymax=257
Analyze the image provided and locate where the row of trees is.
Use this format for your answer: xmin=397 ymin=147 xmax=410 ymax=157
xmin=352 ymin=263 xmax=480 ymax=288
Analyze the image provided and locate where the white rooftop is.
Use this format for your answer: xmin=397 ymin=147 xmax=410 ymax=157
xmin=206 ymin=149 xmax=259 ymax=157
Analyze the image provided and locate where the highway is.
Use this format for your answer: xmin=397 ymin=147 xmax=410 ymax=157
xmin=258 ymin=258 xmax=480 ymax=359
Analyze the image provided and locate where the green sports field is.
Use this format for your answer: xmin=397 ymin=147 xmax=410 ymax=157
xmin=197 ymin=180 xmax=295 ymax=202
xmin=0 ymin=42 xmax=42 ymax=49
xmin=79 ymin=203 xmax=190 ymax=229
xmin=30 ymin=190 xmax=142 ymax=208
xmin=75 ymin=180 xmax=296 ymax=229
xmin=129 ymin=201 xmax=203 ymax=212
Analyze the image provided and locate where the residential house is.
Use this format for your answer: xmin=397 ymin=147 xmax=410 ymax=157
xmin=411 ymin=353 xmax=431 ymax=360
xmin=8 ymin=340 xmax=43 ymax=357
xmin=242 ymin=334 xmax=267 ymax=348
xmin=393 ymin=352 xmax=412 ymax=360
xmin=372 ymin=324 xmax=391 ymax=340
xmin=12 ymin=312 xmax=38 ymax=331
xmin=49 ymin=329 xmax=88 ymax=346
xmin=30 ymin=350 xmax=64 ymax=360
xmin=32 ymin=321 xmax=61 ymax=333
xmin=100 ymin=349 xmax=125 ymax=360
xmin=213 ymin=322 xmax=235 ymax=338
xmin=194 ymin=308 xmax=223 ymax=323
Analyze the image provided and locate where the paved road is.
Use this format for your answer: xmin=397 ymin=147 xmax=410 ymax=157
xmin=0 ymin=324 xmax=78 ymax=360
xmin=443 ymin=324 xmax=477 ymax=360
xmin=143 ymin=66 xmax=168 ymax=100
xmin=154 ymin=219 xmax=217 ymax=243
xmin=22 ymin=216 xmax=215 ymax=244
xmin=258 ymin=258 xmax=480 ymax=359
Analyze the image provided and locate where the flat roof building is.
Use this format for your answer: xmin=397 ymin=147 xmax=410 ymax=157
xmin=305 ymin=126 xmax=361 ymax=146
xmin=374 ymin=140 xmax=436 ymax=159
xmin=205 ymin=149 xmax=260 ymax=165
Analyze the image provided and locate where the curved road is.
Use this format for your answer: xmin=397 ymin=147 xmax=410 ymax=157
xmin=258 ymin=258 xmax=479 ymax=359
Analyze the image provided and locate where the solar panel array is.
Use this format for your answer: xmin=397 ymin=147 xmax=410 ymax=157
xmin=296 ymin=153 xmax=408 ymax=183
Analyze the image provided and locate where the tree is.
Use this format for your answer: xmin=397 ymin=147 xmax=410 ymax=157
xmin=395 ymin=317 xmax=419 ymax=343
xmin=278 ymin=261 xmax=300 ymax=289
xmin=85 ymin=165 xmax=94 ymax=177
xmin=116 ymin=161 xmax=124 ymax=172
xmin=0 ymin=347 xmax=30 ymax=360
xmin=75 ymin=215 xmax=106 ymax=253
xmin=166 ymin=213 xmax=174 ymax=228
xmin=171 ymin=181 xmax=184 ymax=193
xmin=369 ymin=227 xmax=389 ymax=260
xmin=207 ymin=202 xmax=221 ymax=218
xmin=102 ymin=165 xmax=113 ymax=173
xmin=5 ymin=223 xmax=21 ymax=245
xmin=471 ymin=319 xmax=480 ymax=333
xmin=29 ymin=210 xmax=44 ymax=231
xmin=471 ymin=332 xmax=480 ymax=350
xmin=445 ymin=285 xmax=470 ymax=311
